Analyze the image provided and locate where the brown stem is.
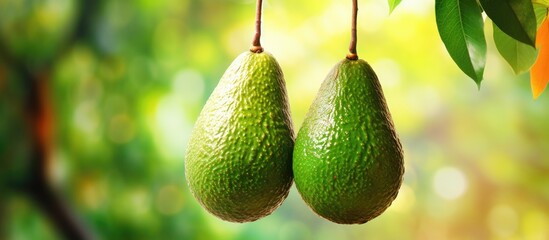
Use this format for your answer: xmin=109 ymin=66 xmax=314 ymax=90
xmin=346 ymin=0 xmax=359 ymax=60
xmin=250 ymin=0 xmax=264 ymax=53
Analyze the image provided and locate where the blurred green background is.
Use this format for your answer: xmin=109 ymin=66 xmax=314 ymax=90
xmin=1 ymin=0 xmax=549 ymax=239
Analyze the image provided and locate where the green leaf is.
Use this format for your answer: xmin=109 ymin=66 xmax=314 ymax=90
xmin=493 ymin=22 xmax=538 ymax=74
xmin=533 ymin=3 xmax=548 ymax=29
xmin=388 ymin=0 xmax=402 ymax=13
xmin=532 ymin=0 xmax=549 ymax=7
xmin=435 ymin=0 xmax=486 ymax=86
xmin=479 ymin=0 xmax=537 ymax=47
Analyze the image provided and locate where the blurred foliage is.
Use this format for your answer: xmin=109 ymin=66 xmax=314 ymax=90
xmin=0 ymin=0 xmax=76 ymax=66
xmin=1 ymin=0 xmax=549 ymax=239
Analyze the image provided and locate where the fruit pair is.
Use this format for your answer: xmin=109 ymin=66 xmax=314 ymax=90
xmin=185 ymin=45 xmax=403 ymax=224
xmin=185 ymin=0 xmax=403 ymax=224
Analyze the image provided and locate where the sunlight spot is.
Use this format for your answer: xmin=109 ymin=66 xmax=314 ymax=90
xmin=173 ymin=69 xmax=205 ymax=104
xmin=320 ymin=2 xmax=348 ymax=36
xmin=488 ymin=204 xmax=519 ymax=238
xmin=156 ymin=185 xmax=184 ymax=215
xmin=360 ymin=0 xmax=388 ymax=31
xmin=399 ymin=0 xmax=431 ymax=15
xmin=108 ymin=113 xmax=135 ymax=144
xmin=77 ymin=176 xmax=106 ymax=210
xmin=130 ymin=189 xmax=150 ymax=216
xmin=73 ymin=100 xmax=99 ymax=134
xmin=523 ymin=210 xmax=548 ymax=240
xmin=407 ymin=86 xmax=442 ymax=117
xmin=51 ymin=150 xmax=68 ymax=185
xmin=433 ymin=167 xmax=468 ymax=200
xmin=155 ymin=96 xmax=192 ymax=160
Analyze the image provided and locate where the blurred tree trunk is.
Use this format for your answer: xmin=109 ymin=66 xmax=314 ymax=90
xmin=20 ymin=68 xmax=94 ymax=240
xmin=0 ymin=0 xmax=101 ymax=239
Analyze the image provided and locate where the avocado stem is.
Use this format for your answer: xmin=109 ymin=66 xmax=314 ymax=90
xmin=346 ymin=0 xmax=359 ymax=60
xmin=250 ymin=0 xmax=264 ymax=53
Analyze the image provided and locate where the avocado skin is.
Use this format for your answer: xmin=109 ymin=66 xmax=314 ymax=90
xmin=185 ymin=51 xmax=294 ymax=223
xmin=293 ymin=58 xmax=404 ymax=224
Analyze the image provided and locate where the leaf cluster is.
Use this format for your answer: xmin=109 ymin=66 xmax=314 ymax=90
xmin=392 ymin=0 xmax=549 ymax=98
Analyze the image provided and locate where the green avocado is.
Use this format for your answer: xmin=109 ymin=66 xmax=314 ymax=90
xmin=185 ymin=50 xmax=294 ymax=222
xmin=293 ymin=58 xmax=404 ymax=224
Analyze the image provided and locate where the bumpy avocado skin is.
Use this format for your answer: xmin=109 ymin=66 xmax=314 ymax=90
xmin=185 ymin=51 xmax=294 ymax=223
xmin=293 ymin=58 xmax=404 ymax=224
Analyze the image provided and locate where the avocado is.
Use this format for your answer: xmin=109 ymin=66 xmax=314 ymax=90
xmin=293 ymin=58 xmax=404 ymax=224
xmin=185 ymin=50 xmax=294 ymax=222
